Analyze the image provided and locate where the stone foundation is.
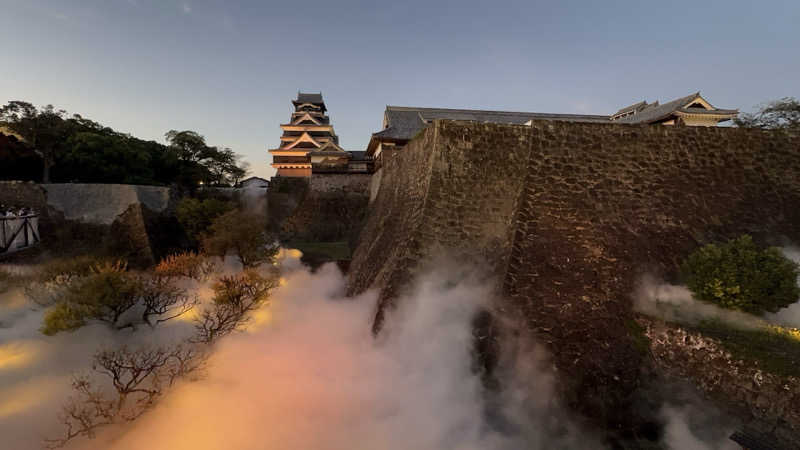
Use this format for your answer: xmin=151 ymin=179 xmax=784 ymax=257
xmin=347 ymin=119 xmax=800 ymax=431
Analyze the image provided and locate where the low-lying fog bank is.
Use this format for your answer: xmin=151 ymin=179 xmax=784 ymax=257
xmin=1 ymin=252 xmax=752 ymax=449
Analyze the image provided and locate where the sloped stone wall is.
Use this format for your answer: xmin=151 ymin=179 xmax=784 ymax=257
xmin=347 ymin=119 xmax=800 ymax=430
xmin=0 ymin=181 xmax=48 ymax=213
xmin=643 ymin=319 xmax=800 ymax=440
xmin=0 ymin=182 xmax=180 ymax=264
xmin=279 ymin=174 xmax=372 ymax=244
xmin=42 ymin=184 xmax=171 ymax=225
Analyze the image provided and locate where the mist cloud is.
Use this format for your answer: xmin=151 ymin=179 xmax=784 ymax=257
xmin=89 ymin=261 xmax=601 ymax=450
xmin=3 ymin=249 xmax=778 ymax=449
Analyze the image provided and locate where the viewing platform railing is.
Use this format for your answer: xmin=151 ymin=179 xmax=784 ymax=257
xmin=1 ymin=209 xmax=40 ymax=255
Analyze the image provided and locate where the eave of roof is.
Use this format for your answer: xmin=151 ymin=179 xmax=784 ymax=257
xmin=613 ymin=100 xmax=647 ymax=116
xmin=675 ymin=107 xmax=739 ymax=116
xmin=613 ymin=92 xmax=739 ymax=124
xmin=309 ymin=150 xmax=352 ymax=157
xmin=374 ymin=105 xmax=611 ymax=143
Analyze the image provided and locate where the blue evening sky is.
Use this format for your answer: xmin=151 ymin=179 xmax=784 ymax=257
xmin=1 ymin=0 xmax=798 ymax=178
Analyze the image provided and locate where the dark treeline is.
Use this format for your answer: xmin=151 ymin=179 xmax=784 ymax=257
xmin=0 ymin=101 xmax=248 ymax=187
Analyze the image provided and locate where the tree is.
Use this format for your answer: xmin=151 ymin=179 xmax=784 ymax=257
xmin=165 ymin=130 xmax=214 ymax=163
xmin=201 ymin=209 xmax=278 ymax=268
xmin=681 ymin=235 xmax=800 ymax=314
xmin=45 ymin=344 xmax=203 ymax=449
xmin=175 ymin=196 xmax=235 ymax=245
xmin=205 ymin=146 xmax=249 ymax=186
xmin=192 ymin=270 xmax=276 ymax=344
xmin=59 ymin=132 xmax=156 ymax=184
xmin=165 ymin=130 xmax=249 ymax=187
xmin=41 ymin=261 xmax=197 ymax=335
xmin=734 ymin=97 xmax=800 ymax=131
xmin=154 ymin=251 xmax=218 ymax=280
xmin=0 ymin=101 xmax=68 ymax=182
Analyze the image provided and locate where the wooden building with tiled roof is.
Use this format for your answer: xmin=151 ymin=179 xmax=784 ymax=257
xmin=270 ymin=93 xmax=372 ymax=177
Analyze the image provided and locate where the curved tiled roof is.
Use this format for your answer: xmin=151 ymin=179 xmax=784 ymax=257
xmin=366 ymin=92 xmax=739 ymax=155
xmin=293 ymin=92 xmax=324 ymax=105
xmin=373 ymin=106 xmax=611 ymax=141
xmin=615 ymin=92 xmax=737 ymax=124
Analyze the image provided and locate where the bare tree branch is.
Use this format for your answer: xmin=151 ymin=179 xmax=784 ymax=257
xmin=44 ymin=344 xmax=206 ymax=448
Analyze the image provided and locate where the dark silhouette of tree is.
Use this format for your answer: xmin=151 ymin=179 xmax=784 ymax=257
xmin=1 ymin=101 xmax=249 ymax=186
xmin=0 ymin=101 xmax=68 ymax=182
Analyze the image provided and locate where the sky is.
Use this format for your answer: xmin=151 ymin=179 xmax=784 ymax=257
xmin=1 ymin=0 xmax=798 ymax=179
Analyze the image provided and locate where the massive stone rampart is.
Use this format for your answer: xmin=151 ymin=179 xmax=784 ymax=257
xmin=42 ymin=183 xmax=171 ymax=225
xmin=347 ymin=120 xmax=800 ymax=429
xmin=0 ymin=182 xmax=179 ymax=266
xmin=0 ymin=181 xmax=48 ymax=213
xmin=278 ymin=174 xmax=371 ymax=244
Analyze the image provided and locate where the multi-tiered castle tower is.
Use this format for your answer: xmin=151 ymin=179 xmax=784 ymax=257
xmin=269 ymin=92 xmax=350 ymax=177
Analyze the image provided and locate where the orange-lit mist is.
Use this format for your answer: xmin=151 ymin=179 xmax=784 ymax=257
xmin=90 ymin=261 xmax=587 ymax=450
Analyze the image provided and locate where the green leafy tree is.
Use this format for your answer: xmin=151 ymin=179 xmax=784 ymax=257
xmin=0 ymin=101 xmax=68 ymax=182
xmin=681 ymin=235 xmax=800 ymax=314
xmin=175 ymin=197 xmax=234 ymax=244
xmin=0 ymin=131 xmax=41 ymax=181
xmin=734 ymin=97 xmax=800 ymax=131
xmin=165 ymin=130 xmax=214 ymax=163
xmin=205 ymin=147 xmax=249 ymax=186
xmin=42 ymin=261 xmax=140 ymax=334
xmin=59 ymin=132 xmax=155 ymax=184
xmin=201 ymin=209 xmax=277 ymax=268
xmin=165 ymin=130 xmax=249 ymax=187
xmin=2 ymin=101 xmax=249 ymax=186
xmin=41 ymin=261 xmax=196 ymax=335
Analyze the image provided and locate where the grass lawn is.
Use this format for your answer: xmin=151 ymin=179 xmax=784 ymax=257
xmin=692 ymin=319 xmax=800 ymax=378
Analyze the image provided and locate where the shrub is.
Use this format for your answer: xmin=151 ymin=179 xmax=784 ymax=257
xmin=37 ymin=255 xmax=106 ymax=281
xmin=192 ymin=269 xmax=277 ymax=343
xmin=41 ymin=261 xmax=138 ymax=335
xmin=175 ymin=197 xmax=234 ymax=244
xmin=681 ymin=235 xmax=800 ymax=314
xmin=201 ymin=209 xmax=278 ymax=268
xmin=25 ymin=255 xmax=110 ymax=306
xmin=154 ymin=251 xmax=216 ymax=280
xmin=41 ymin=260 xmax=195 ymax=335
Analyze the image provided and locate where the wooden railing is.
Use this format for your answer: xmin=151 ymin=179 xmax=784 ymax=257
xmin=1 ymin=211 xmax=40 ymax=254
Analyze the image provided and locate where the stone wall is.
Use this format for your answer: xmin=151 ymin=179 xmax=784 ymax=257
xmin=347 ymin=120 xmax=800 ymax=431
xmin=279 ymin=174 xmax=371 ymax=244
xmin=42 ymin=184 xmax=171 ymax=225
xmin=267 ymin=177 xmax=308 ymax=233
xmin=0 ymin=181 xmax=48 ymax=214
xmin=0 ymin=182 xmax=180 ymax=265
xmin=643 ymin=319 xmax=800 ymax=441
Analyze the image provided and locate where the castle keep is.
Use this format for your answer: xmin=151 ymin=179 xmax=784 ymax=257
xmin=269 ymin=91 xmax=736 ymax=177
xmin=269 ymin=93 xmax=372 ymax=177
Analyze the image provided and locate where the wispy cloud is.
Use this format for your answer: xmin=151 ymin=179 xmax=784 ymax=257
xmin=182 ymin=2 xmax=192 ymax=14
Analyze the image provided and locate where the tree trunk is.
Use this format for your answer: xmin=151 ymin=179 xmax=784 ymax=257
xmin=42 ymin=157 xmax=51 ymax=183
